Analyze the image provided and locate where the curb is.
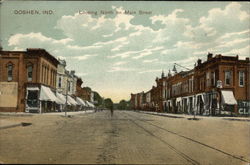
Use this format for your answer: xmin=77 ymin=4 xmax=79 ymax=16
xmin=137 ymin=111 xmax=250 ymax=122
xmin=0 ymin=123 xmax=22 ymax=130
xmin=0 ymin=113 xmax=33 ymax=117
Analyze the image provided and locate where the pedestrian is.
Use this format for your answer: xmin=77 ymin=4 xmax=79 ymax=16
xmin=110 ymin=106 xmax=114 ymax=117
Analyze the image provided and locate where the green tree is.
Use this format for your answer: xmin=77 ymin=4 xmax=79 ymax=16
xmin=118 ymin=100 xmax=127 ymax=110
xmin=104 ymin=98 xmax=113 ymax=110
xmin=117 ymin=100 xmax=131 ymax=110
xmin=93 ymin=91 xmax=103 ymax=106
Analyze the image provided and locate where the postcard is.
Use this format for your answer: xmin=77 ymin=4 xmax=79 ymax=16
xmin=0 ymin=1 xmax=249 ymax=164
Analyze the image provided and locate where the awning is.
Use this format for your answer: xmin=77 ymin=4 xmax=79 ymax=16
xmin=40 ymin=86 xmax=61 ymax=103
xmin=221 ymin=90 xmax=237 ymax=105
xmin=196 ymin=93 xmax=205 ymax=102
xmin=56 ymin=92 xmax=71 ymax=105
xmin=85 ymin=101 xmax=95 ymax=107
xmin=167 ymin=100 xmax=172 ymax=106
xmin=67 ymin=95 xmax=78 ymax=105
xmin=76 ymin=97 xmax=86 ymax=106
xmin=89 ymin=102 xmax=95 ymax=108
xmin=27 ymin=87 xmax=39 ymax=91
xmin=176 ymin=97 xmax=182 ymax=102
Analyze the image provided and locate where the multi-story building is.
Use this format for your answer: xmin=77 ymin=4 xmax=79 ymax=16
xmin=130 ymin=53 xmax=250 ymax=116
xmin=193 ymin=53 xmax=249 ymax=115
xmin=0 ymin=48 xmax=60 ymax=113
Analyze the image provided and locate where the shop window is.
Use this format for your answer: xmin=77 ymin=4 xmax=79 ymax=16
xmin=7 ymin=63 xmax=13 ymax=81
xmin=27 ymin=90 xmax=38 ymax=107
xmin=225 ymin=71 xmax=231 ymax=86
xmin=239 ymin=71 xmax=244 ymax=87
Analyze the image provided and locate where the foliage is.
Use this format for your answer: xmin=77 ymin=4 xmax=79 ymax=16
xmin=93 ymin=91 xmax=103 ymax=106
xmin=103 ymin=98 xmax=113 ymax=110
xmin=117 ymin=100 xmax=131 ymax=110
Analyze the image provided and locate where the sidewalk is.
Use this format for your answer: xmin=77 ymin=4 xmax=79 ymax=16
xmin=0 ymin=110 xmax=95 ymax=117
xmin=137 ymin=110 xmax=250 ymax=122
xmin=0 ymin=119 xmax=22 ymax=129
xmin=0 ymin=110 xmax=95 ymax=129
xmin=37 ymin=110 xmax=95 ymax=116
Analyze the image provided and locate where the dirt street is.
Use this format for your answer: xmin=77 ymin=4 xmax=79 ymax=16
xmin=0 ymin=110 xmax=249 ymax=164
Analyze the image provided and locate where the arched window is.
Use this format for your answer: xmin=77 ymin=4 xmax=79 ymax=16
xmin=7 ymin=63 xmax=13 ymax=81
xmin=27 ymin=65 xmax=33 ymax=81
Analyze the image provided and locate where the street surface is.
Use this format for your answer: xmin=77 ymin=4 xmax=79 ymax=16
xmin=0 ymin=110 xmax=249 ymax=164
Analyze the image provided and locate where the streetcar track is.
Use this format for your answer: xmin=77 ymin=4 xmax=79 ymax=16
xmin=124 ymin=111 xmax=250 ymax=163
xmin=129 ymin=119 xmax=200 ymax=165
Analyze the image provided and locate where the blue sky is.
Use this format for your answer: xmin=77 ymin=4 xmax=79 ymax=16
xmin=1 ymin=1 xmax=249 ymax=102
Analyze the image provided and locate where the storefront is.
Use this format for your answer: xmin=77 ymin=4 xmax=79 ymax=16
xmin=66 ymin=95 xmax=78 ymax=111
xmin=76 ymin=97 xmax=87 ymax=110
xmin=26 ymin=85 xmax=63 ymax=113
xmin=56 ymin=92 xmax=71 ymax=112
xmin=221 ymin=90 xmax=237 ymax=115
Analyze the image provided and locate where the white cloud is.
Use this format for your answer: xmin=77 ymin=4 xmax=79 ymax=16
xmin=133 ymin=51 xmax=152 ymax=59
xmin=8 ymin=32 xmax=72 ymax=46
xmin=150 ymin=9 xmax=189 ymax=25
xmin=72 ymin=54 xmax=97 ymax=61
xmin=216 ymin=38 xmax=250 ymax=49
xmin=219 ymin=29 xmax=250 ymax=40
xmin=113 ymin=61 xmax=127 ymax=66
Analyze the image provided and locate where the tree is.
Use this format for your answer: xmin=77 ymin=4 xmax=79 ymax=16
xmin=117 ymin=100 xmax=131 ymax=110
xmin=93 ymin=91 xmax=103 ymax=106
xmin=103 ymin=98 xmax=113 ymax=110
xmin=118 ymin=100 xmax=127 ymax=110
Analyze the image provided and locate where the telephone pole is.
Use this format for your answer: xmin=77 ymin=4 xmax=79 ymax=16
xmin=65 ymin=80 xmax=68 ymax=117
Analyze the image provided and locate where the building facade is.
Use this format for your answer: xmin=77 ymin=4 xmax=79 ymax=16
xmin=130 ymin=53 xmax=250 ymax=116
xmin=0 ymin=48 xmax=59 ymax=112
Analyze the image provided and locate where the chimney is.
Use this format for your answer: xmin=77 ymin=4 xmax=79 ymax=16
xmin=197 ymin=59 xmax=202 ymax=66
xmin=236 ymin=55 xmax=239 ymax=60
xmin=70 ymin=70 xmax=75 ymax=75
xmin=207 ymin=52 xmax=213 ymax=60
xmin=246 ymin=57 xmax=249 ymax=61
xmin=161 ymin=70 xmax=165 ymax=78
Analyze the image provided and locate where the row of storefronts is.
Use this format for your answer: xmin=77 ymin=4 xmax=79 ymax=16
xmin=0 ymin=48 xmax=95 ymax=113
xmin=26 ymin=85 xmax=94 ymax=113
xmin=131 ymin=53 xmax=250 ymax=116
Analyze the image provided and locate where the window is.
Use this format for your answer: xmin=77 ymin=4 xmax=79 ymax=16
xmin=68 ymin=81 xmax=71 ymax=91
xmin=7 ymin=64 xmax=13 ymax=81
xmin=225 ymin=71 xmax=232 ymax=85
xmin=27 ymin=65 xmax=33 ymax=81
xmin=211 ymin=72 xmax=215 ymax=86
xmin=206 ymin=72 xmax=210 ymax=87
xmin=239 ymin=71 xmax=244 ymax=87
xmin=58 ymin=77 xmax=62 ymax=88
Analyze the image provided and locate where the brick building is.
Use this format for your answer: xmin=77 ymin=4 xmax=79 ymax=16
xmin=130 ymin=53 xmax=250 ymax=116
xmin=0 ymin=48 xmax=60 ymax=112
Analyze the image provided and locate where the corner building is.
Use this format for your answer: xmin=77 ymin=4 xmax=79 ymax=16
xmin=0 ymin=48 xmax=59 ymax=113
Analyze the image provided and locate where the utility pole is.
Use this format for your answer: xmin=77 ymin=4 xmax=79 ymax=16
xmin=65 ymin=80 xmax=68 ymax=117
